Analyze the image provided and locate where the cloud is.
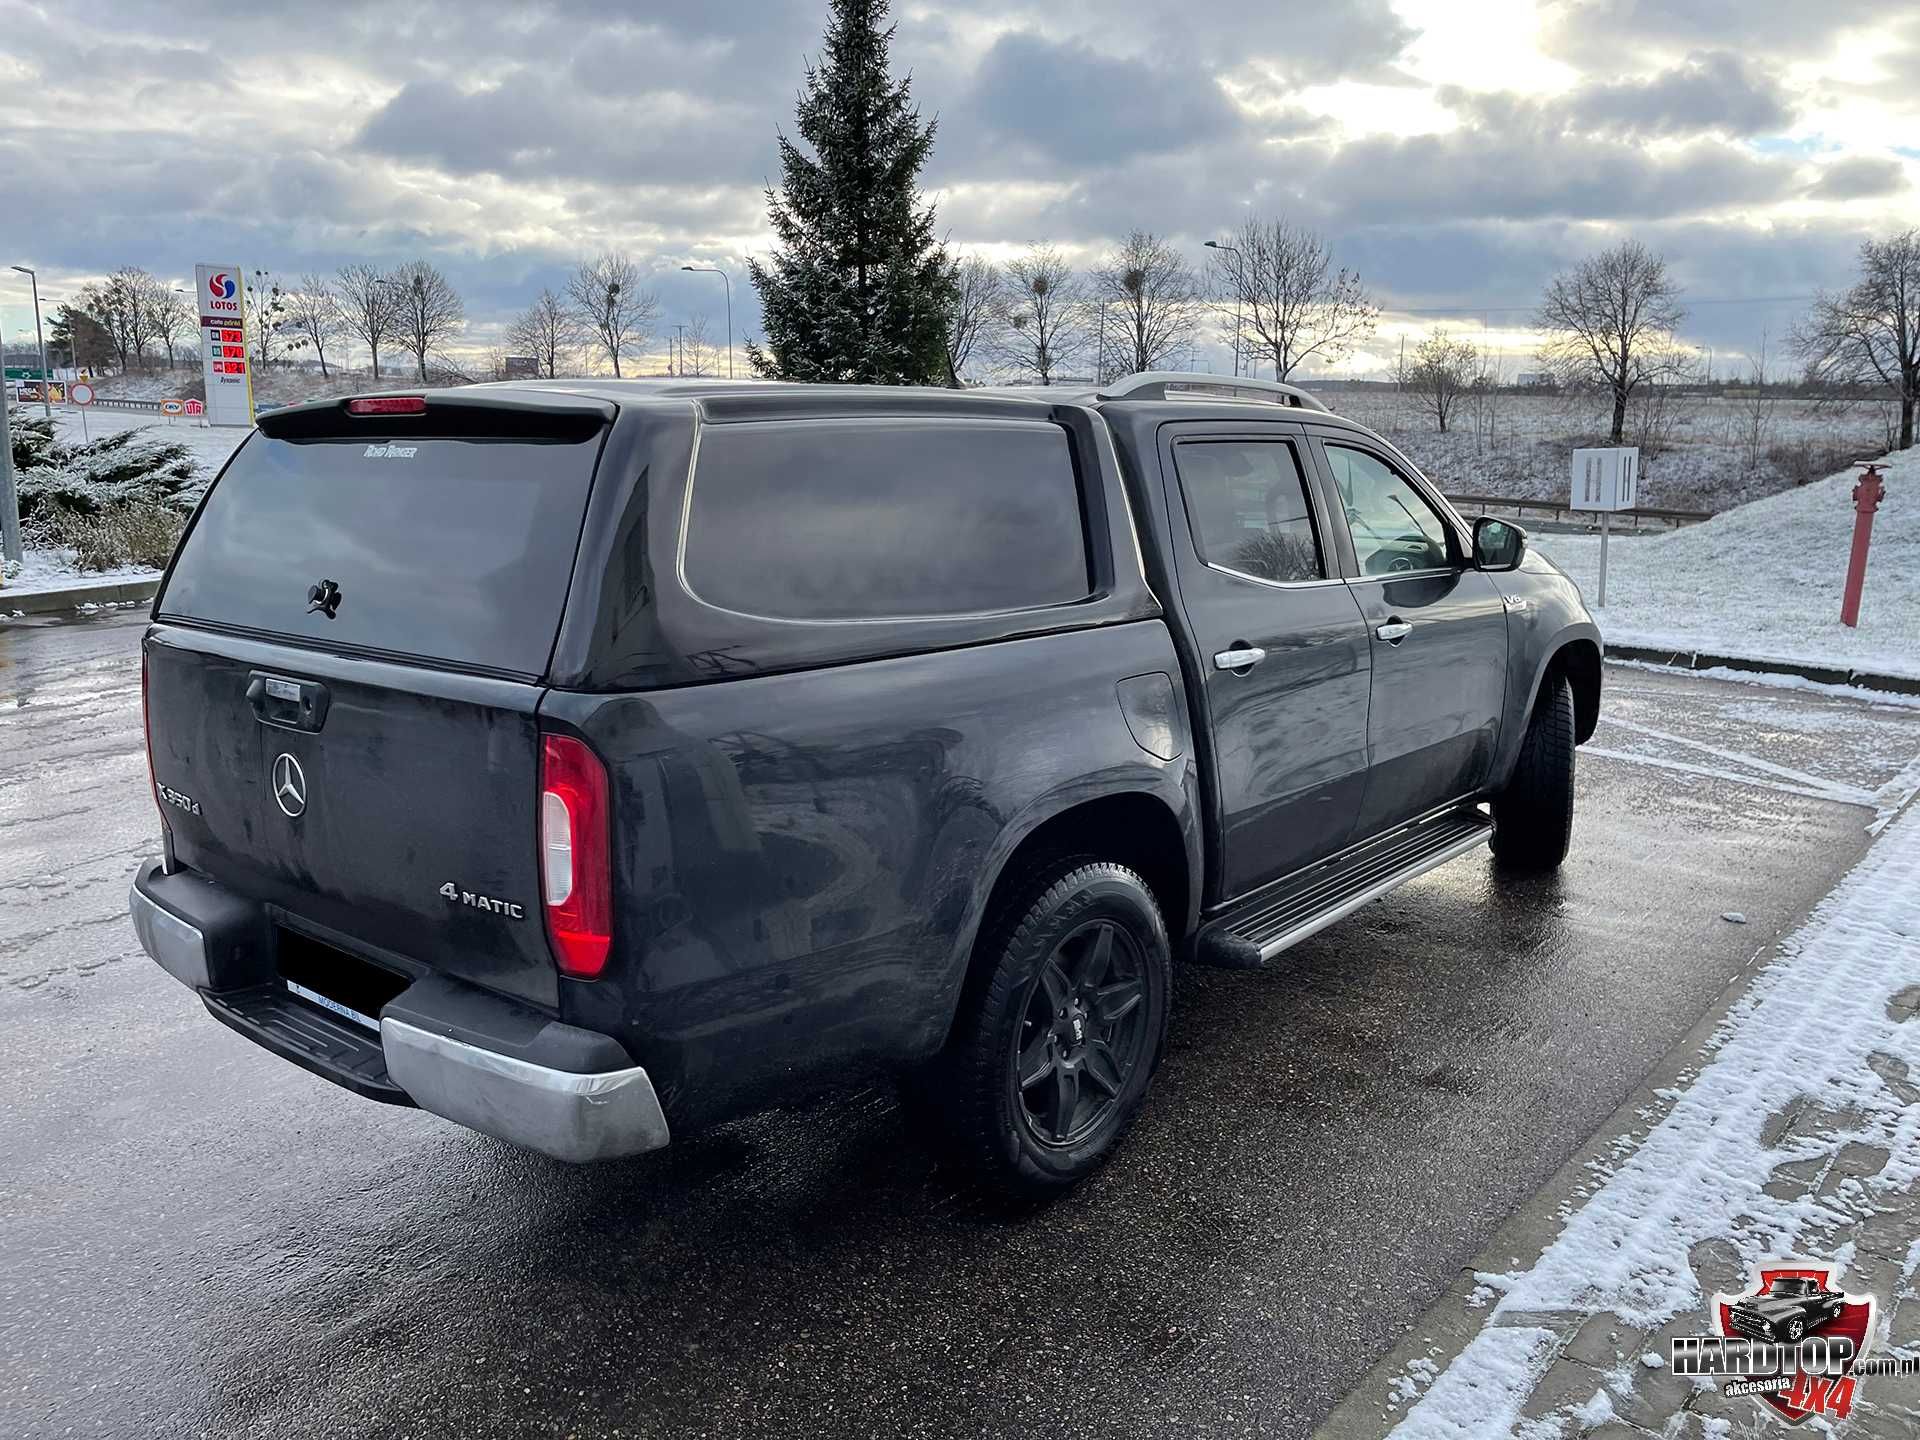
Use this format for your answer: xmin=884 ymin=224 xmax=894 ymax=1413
xmin=1563 ymin=52 xmax=1794 ymax=137
xmin=1541 ymin=0 xmax=1887 ymax=64
xmin=946 ymin=31 xmax=1241 ymax=169
xmin=0 ymin=0 xmax=1910 ymax=370
xmin=1445 ymin=52 xmax=1794 ymax=141
xmin=1807 ymin=156 xmax=1910 ymax=201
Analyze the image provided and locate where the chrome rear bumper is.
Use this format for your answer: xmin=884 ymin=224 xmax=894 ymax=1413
xmin=381 ymin=1016 xmax=670 ymax=1163
xmin=130 ymin=866 xmax=670 ymax=1164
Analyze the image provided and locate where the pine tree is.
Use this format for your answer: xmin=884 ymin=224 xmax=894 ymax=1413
xmin=747 ymin=0 xmax=955 ymax=385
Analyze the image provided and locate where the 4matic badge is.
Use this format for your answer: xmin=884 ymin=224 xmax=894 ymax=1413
xmin=1670 ymin=1263 xmax=1900 ymax=1424
xmin=439 ymin=882 xmax=525 ymax=920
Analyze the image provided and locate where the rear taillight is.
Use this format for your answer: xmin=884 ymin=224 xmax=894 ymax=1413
xmin=540 ymin=733 xmax=612 ymax=979
xmin=345 ymin=395 xmax=427 ymax=415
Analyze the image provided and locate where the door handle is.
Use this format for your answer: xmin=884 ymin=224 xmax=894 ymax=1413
xmin=1213 ymin=646 xmax=1266 ymax=672
xmin=1374 ymin=620 xmax=1413 ymax=644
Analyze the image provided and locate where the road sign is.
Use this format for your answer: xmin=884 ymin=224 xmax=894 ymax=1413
xmin=70 ymin=381 xmax=95 ymax=406
xmin=184 ymin=398 xmax=204 ymax=416
xmin=160 ymin=399 xmax=185 ymax=416
xmin=195 ymin=263 xmax=255 ymax=427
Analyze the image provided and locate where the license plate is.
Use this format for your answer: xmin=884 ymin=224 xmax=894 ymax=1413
xmin=285 ymin=979 xmax=380 ymax=1034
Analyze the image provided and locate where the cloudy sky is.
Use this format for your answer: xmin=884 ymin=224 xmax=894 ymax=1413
xmin=2 ymin=0 xmax=1916 ymax=376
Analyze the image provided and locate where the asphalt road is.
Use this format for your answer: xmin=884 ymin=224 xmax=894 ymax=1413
xmin=6 ymin=612 xmax=1919 ymax=1440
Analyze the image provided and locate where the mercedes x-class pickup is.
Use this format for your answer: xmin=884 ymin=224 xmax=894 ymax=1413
xmin=130 ymin=373 xmax=1601 ymax=1193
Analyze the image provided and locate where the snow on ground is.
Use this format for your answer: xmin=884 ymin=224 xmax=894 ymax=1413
xmin=1332 ymin=388 xmax=1892 ymax=514
xmin=1387 ymin=790 xmax=1920 ymax=1437
xmin=1527 ymin=444 xmax=1919 ymax=680
xmin=0 ymin=544 xmax=156 ymax=602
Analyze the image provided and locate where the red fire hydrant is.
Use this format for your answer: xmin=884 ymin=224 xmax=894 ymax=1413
xmin=1841 ymin=462 xmax=1888 ymax=628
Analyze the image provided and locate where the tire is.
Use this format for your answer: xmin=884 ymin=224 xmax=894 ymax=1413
xmin=1491 ymin=674 xmax=1576 ymax=872
xmin=931 ymin=860 xmax=1172 ymax=1195
xmin=1785 ymin=1318 xmax=1806 ymax=1343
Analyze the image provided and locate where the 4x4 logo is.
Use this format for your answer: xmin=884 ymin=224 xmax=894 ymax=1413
xmin=1672 ymin=1264 xmax=1878 ymax=1424
xmin=439 ymin=881 xmax=525 ymax=920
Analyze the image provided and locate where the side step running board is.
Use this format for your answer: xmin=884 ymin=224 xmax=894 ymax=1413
xmin=1195 ymin=806 xmax=1493 ymax=969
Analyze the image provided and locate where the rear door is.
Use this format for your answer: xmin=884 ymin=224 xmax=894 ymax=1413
xmin=1307 ymin=434 xmax=1508 ymax=837
xmin=1157 ymin=422 xmax=1373 ymax=900
xmin=147 ymin=394 xmax=613 ymax=1008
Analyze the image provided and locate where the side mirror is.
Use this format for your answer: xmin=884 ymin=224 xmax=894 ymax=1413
xmin=1472 ymin=516 xmax=1526 ymax=572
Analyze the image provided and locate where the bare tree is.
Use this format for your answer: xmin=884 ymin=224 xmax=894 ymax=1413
xmin=997 ymin=244 xmax=1085 ymax=385
xmin=1406 ymin=328 xmax=1485 ymax=433
xmin=681 ymin=313 xmax=723 ymax=377
xmin=336 ymin=263 xmax=400 ymax=380
xmin=280 ymin=274 xmax=343 ymax=378
xmin=943 ymin=254 xmax=1005 ymax=385
xmin=568 ymin=251 xmax=656 ymax=377
xmin=1794 ymin=228 xmax=1919 ymax=451
xmin=1093 ymin=231 xmax=1204 ymax=379
xmin=1536 ymin=239 xmax=1687 ymax=444
xmin=81 ymin=267 xmax=164 ymax=372
xmin=388 ymin=260 xmax=466 ymax=382
xmin=147 ymin=280 xmax=194 ymax=370
xmin=246 ymin=269 xmax=290 ymax=369
xmin=1208 ymin=218 xmax=1378 ymax=381
xmin=504 ymin=288 xmax=578 ymax=379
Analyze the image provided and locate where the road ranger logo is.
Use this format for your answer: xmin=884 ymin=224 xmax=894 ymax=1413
xmin=1672 ymin=1264 xmax=1888 ymax=1424
xmin=439 ymin=882 xmax=525 ymax=920
xmin=363 ymin=444 xmax=418 ymax=459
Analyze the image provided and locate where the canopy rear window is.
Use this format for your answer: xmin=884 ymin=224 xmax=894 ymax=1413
xmin=160 ymin=431 xmax=604 ymax=677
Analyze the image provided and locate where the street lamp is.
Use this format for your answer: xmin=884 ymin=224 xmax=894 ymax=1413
xmin=681 ymin=264 xmax=733 ymax=378
xmin=1203 ymin=240 xmax=1243 ymax=378
xmin=10 ymin=265 xmax=51 ymax=418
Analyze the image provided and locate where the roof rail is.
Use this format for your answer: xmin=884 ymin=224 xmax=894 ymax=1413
xmin=1094 ymin=371 xmax=1330 ymax=412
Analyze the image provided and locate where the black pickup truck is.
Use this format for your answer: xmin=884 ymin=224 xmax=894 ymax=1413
xmin=130 ymin=373 xmax=1600 ymax=1193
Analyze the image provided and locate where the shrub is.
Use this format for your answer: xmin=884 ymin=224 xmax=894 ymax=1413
xmin=30 ymin=504 xmax=187 ymax=572
xmin=17 ymin=427 xmax=205 ymax=521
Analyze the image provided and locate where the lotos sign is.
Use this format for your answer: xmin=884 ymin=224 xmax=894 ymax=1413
xmin=194 ymin=263 xmax=254 ymax=428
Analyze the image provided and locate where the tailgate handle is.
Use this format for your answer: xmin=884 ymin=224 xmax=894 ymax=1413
xmin=247 ymin=672 xmax=331 ymax=733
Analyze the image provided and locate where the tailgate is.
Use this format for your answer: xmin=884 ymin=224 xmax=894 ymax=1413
xmin=147 ymin=627 xmax=559 ymax=1007
xmin=146 ymin=391 xmax=617 ymax=1009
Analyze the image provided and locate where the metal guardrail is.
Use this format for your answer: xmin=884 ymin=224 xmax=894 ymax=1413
xmin=1445 ymin=493 xmax=1711 ymax=532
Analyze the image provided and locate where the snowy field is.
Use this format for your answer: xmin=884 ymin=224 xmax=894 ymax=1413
xmin=1528 ymin=444 xmax=1918 ymax=680
xmin=1331 ymin=388 xmax=1892 ymax=514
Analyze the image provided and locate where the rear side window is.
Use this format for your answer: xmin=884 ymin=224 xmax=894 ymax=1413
xmin=160 ymin=434 xmax=602 ymax=676
xmin=1173 ymin=440 xmax=1324 ymax=583
xmin=682 ymin=419 xmax=1091 ymax=621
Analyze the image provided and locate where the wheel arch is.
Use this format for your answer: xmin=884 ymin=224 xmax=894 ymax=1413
xmin=932 ymin=788 xmax=1198 ymax=1052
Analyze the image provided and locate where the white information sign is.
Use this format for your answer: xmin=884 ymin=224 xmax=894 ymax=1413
xmin=195 ymin=264 xmax=254 ymax=428
xmin=1569 ymin=447 xmax=1640 ymax=512
xmin=1569 ymin=446 xmax=1641 ymax=608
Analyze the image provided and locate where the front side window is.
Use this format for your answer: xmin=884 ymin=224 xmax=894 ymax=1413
xmin=1325 ymin=444 xmax=1453 ymax=576
xmin=683 ymin=418 xmax=1091 ymax=621
xmin=1173 ymin=440 xmax=1324 ymax=584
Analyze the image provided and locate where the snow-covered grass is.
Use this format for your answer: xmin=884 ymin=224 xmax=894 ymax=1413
xmin=1330 ymin=388 xmax=1892 ymax=513
xmin=2 ymin=544 xmax=156 ymax=594
xmin=1389 ymin=789 xmax=1920 ymax=1436
xmin=1527 ymin=444 xmax=1919 ymax=680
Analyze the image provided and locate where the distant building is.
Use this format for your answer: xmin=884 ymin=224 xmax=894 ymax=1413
xmin=504 ymin=355 xmax=540 ymax=380
xmin=1516 ymin=370 xmax=1556 ymax=388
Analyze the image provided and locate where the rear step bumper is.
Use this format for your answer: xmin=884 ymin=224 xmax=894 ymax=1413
xmin=129 ymin=861 xmax=670 ymax=1163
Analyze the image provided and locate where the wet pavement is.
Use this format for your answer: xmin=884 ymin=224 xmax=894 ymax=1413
xmin=6 ymin=614 xmax=1920 ymax=1440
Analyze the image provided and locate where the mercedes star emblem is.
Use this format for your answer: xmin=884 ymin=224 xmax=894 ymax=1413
xmin=272 ymin=752 xmax=307 ymax=818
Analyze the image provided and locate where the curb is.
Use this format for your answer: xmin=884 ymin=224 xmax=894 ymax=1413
xmin=1605 ymin=642 xmax=1920 ymax=698
xmin=0 ymin=577 xmax=159 ymax=616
